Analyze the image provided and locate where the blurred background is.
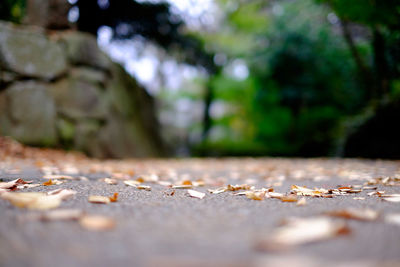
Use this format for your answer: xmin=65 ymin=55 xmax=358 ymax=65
xmin=0 ymin=0 xmax=399 ymax=158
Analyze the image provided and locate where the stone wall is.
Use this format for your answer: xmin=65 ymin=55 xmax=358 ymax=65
xmin=0 ymin=21 xmax=165 ymax=158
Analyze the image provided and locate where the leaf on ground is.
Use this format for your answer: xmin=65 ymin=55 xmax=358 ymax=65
xmin=227 ymin=184 xmax=252 ymax=191
xmin=291 ymin=185 xmax=326 ymax=197
xmin=193 ymin=179 xmax=205 ymax=187
xmin=0 ymin=189 xmax=76 ymax=210
xmin=41 ymin=209 xmax=84 ymax=221
xmin=103 ymin=178 xmax=118 ymax=185
xmin=353 ymin=197 xmax=365 ymax=200
xmin=124 ymin=180 xmax=140 ymax=187
xmin=137 ymin=185 xmax=151 ymax=191
xmin=79 ymin=215 xmax=116 ymax=231
xmin=88 ymin=195 xmax=111 ymax=204
xmin=381 ymin=195 xmax=400 ymax=203
xmin=266 ymin=192 xmax=284 ymax=199
xmin=0 ymin=178 xmax=31 ymax=190
xmin=208 ymin=187 xmax=227 ymax=194
xmin=42 ymin=179 xmax=63 ymax=186
xmin=187 ymin=189 xmax=205 ymax=199
xmin=246 ymin=191 xmax=265 ymax=200
xmin=256 ymin=217 xmax=350 ymax=250
xmin=325 ymin=209 xmax=379 ymax=221
xmin=182 ymin=180 xmax=192 ymax=186
xmin=280 ymin=195 xmax=298 ymax=202
xmin=172 ymin=185 xmax=192 ymax=189
xmin=109 ymin=193 xmax=118 ymax=202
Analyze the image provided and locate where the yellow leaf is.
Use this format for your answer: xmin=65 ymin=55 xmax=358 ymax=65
xmin=109 ymin=193 xmax=118 ymax=202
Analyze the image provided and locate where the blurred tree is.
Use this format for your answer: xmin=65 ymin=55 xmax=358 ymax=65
xmin=0 ymin=0 xmax=25 ymax=23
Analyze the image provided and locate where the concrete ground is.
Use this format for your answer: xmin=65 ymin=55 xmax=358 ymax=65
xmin=0 ymin=153 xmax=400 ymax=267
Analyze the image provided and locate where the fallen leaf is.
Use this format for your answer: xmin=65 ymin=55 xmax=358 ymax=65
xmin=137 ymin=185 xmax=151 ymax=191
xmin=325 ymin=209 xmax=379 ymax=221
xmin=0 ymin=189 xmax=76 ymax=210
xmin=42 ymin=179 xmax=62 ymax=186
xmin=267 ymin=192 xmax=284 ymax=199
xmin=193 ymin=180 xmax=205 ymax=187
xmin=43 ymin=179 xmax=54 ymax=186
xmin=353 ymin=197 xmax=365 ymax=200
xmin=136 ymin=177 xmax=145 ymax=183
xmin=88 ymin=195 xmax=110 ymax=204
xmin=16 ymin=183 xmax=41 ymax=189
xmin=172 ymin=185 xmax=192 ymax=189
xmin=208 ymin=187 xmax=227 ymax=194
xmin=182 ymin=180 xmax=192 ymax=186
xmin=281 ymin=195 xmax=298 ymax=202
xmin=103 ymin=178 xmax=118 ymax=185
xmin=291 ymin=185 xmax=325 ymax=197
xmin=227 ymin=184 xmax=252 ymax=191
xmin=109 ymin=193 xmax=118 ymax=202
xmin=382 ymin=196 xmax=400 ymax=203
xmin=124 ymin=180 xmax=140 ymax=187
xmin=0 ymin=178 xmax=31 ymax=190
xmin=187 ymin=189 xmax=205 ymax=199
xmin=256 ymin=217 xmax=350 ymax=250
xmin=246 ymin=191 xmax=265 ymax=200
xmin=79 ymin=215 xmax=116 ymax=231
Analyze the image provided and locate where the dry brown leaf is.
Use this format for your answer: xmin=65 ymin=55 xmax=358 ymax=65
xmin=103 ymin=178 xmax=118 ymax=185
xmin=137 ymin=185 xmax=151 ymax=191
xmin=79 ymin=215 xmax=115 ymax=231
xmin=281 ymin=195 xmax=298 ymax=202
xmin=16 ymin=183 xmax=41 ymax=189
xmin=109 ymin=193 xmax=118 ymax=202
xmin=267 ymin=192 xmax=284 ymax=199
xmin=0 ymin=189 xmax=76 ymax=210
xmin=325 ymin=209 xmax=379 ymax=221
xmin=296 ymin=197 xmax=307 ymax=206
xmin=124 ymin=180 xmax=140 ymax=187
xmin=246 ymin=191 xmax=265 ymax=200
xmin=41 ymin=209 xmax=84 ymax=221
xmin=182 ymin=180 xmax=192 ymax=186
xmin=227 ymin=184 xmax=252 ymax=191
xmin=187 ymin=189 xmax=205 ymax=199
xmin=382 ymin=196 xmax=400 ymax=202
xmin=291 ymin=185 xmax=325 ymax=197
xmin=136 ymin=177 xmax=145 ymax=183
xmin=256 ymin=217 xmax=350 ymax=250
xmin=208 ymin=187 xmax=227 ymax=194
xmin=42 ymin=179 xmax=62 ymax=186
xmin=88 ymin=195 xmax=110 ymax=204
xmin=0 ymin=178 xmax=31 ymax=190
xmin=193 ymin=179 xmax=205 ymax=187
xmin=137 ymin=174 xmax=159 ymax=183
xmin=172 ymin=185 xmax=192 ymax=189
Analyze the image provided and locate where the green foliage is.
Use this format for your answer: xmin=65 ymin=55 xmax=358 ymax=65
xmin=194 ymin=0 xmax=369 ymax=156
xmin=0 ymin=0 xmax=25 ymax=23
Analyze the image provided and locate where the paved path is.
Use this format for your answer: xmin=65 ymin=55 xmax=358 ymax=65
xmin=0 ymin=149 xmax=400 ymax=267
